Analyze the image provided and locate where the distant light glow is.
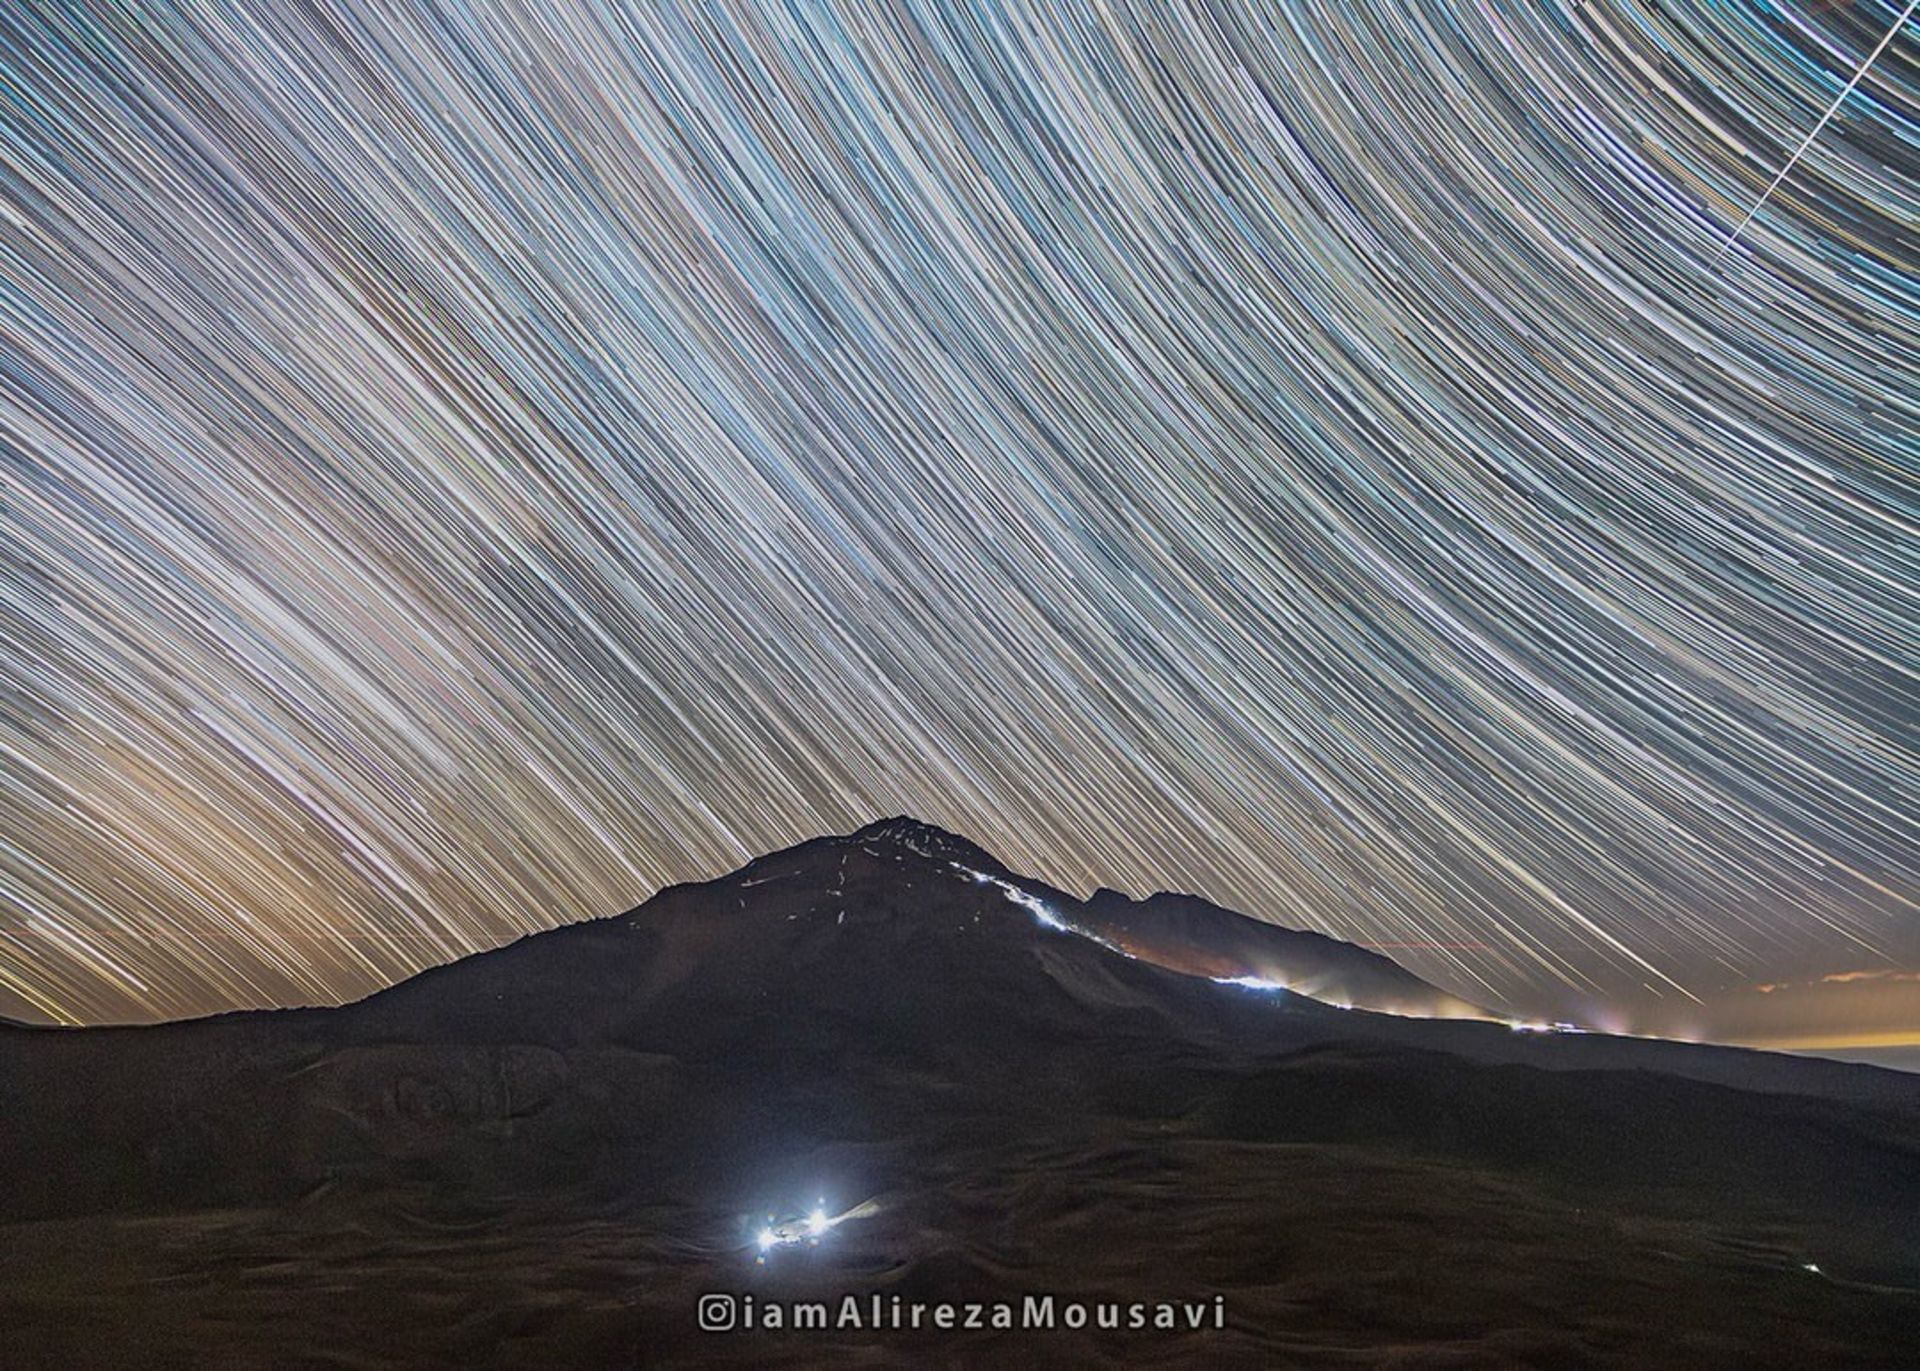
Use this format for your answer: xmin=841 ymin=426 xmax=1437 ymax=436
xmin=1211 ymin=975 xmax=1290 ymax=993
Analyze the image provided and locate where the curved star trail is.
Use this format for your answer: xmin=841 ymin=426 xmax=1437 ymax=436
xmin=0 ymin=1 xmax=1913 ymax=1031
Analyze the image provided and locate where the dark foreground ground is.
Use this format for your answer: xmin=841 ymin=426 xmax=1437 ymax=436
xmin=3 ymin=821 xmax=1915 ymax=1367
xmin=2 ymin=1115 xmax=1914 ymax=1368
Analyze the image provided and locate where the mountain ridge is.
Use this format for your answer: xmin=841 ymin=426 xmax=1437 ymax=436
xmin=3 ymin=818 xmax=1912 ymax=1110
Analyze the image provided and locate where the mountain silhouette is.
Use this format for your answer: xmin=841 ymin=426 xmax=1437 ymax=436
xmin=1 ymin=819 xmax=1914 ymax=1367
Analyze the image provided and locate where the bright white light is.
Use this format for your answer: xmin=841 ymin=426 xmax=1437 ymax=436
xmin=1212 ymin=975 xmax=1288 ymax=992
xmin=757 ymin=1228 xmax=776 ymax=1251
xmin=950 ymin=863 xmax=1068 ymax=930
xmin=808 ymin=1207 xmax=829 ymax=1236
xmin=1802 ymin=1263 xmax=1821 ymax=1275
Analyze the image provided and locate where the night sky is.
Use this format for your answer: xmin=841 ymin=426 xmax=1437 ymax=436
xmin=0 ymin=2 xmax=1913 ymax=1051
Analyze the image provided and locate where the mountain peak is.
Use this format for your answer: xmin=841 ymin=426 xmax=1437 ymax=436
xmin=832 ymin=820 xmax=1496 ymax=1023
xmin=847 ymin=816 xmax=1006 ymax=872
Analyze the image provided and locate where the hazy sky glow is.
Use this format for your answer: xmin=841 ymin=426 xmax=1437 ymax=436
xmin=0 ymin=1 xmax=1914 ymax=1042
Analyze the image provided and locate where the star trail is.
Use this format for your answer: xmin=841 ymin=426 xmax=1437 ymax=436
xmin=0 ymin=1 xmax=1913 ymax=1033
